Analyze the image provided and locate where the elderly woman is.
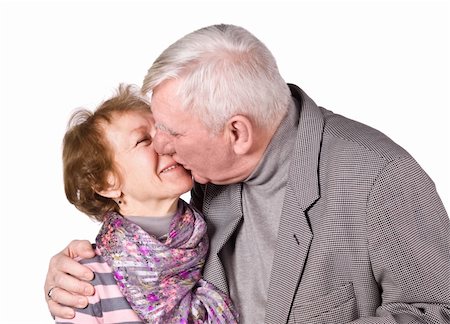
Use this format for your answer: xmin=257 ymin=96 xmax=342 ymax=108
xmin=55 ymin=84 xmax=237 ymax=324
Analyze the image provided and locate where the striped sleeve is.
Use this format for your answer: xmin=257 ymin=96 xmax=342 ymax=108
xmin=55 ymin=253 xmax=143 ymax=324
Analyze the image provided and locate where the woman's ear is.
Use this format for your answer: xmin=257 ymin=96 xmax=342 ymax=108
xmin=95 ymin=172 xmax=121 ymax=199
xmin=226 ymin=115 xmax=253 ymax=155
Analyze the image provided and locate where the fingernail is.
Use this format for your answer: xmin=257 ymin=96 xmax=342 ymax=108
xmin=84 ymin=286 xmax=94 ymax=295
xmin=77 ymin=297 xmax=88 ymax=308
xmin=82 ymin=272 xmax=93 ymax=281
xmin=64 ymin=308 xmax=75 ymax=318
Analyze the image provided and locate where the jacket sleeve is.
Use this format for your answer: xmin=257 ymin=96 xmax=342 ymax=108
xmin=351 ymin=156 xmax=450 ymax=323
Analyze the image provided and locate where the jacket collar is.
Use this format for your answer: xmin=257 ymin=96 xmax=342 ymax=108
xmin=287 ymin=84 xmax=323 ymax=208
xmin=201 ymin=84 xmax=325 ymax=323
xmin=265 ymin=84 xmax=324 ymax=323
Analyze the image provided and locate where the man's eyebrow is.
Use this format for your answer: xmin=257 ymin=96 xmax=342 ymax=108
xmin=155 ymin=123 xmax=179 ymax=136
xmin=155 ymin=123 xmax=169 ymax=131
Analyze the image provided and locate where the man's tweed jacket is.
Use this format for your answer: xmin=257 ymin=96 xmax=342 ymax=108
xmin=192 ymin=84 xmax=450 ymax=323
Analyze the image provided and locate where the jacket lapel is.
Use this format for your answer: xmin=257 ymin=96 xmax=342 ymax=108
xmin=201 ymin=183 xmax=243 ymax=294
xmin=265 ymin=85 xmax=325 ymax=323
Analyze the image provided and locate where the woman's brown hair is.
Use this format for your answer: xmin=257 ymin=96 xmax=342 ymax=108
xmin=62 ymin=84 xmax=151 ymax=221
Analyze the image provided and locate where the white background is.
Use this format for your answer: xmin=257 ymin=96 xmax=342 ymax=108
xmin=1 ymin=1 xmax=449 ymax=323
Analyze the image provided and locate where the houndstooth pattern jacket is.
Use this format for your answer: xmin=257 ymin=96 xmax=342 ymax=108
xmin=192 ymin=84 xmax=450 ymax=324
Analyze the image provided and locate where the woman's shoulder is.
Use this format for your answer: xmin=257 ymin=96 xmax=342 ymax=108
xmin=75 ymin=245 xmax=115 ymax=285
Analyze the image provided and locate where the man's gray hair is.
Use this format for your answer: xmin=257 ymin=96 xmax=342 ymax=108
xmin=142 ymin=24 xmax=291 ymax=133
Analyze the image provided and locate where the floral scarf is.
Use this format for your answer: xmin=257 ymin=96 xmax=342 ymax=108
xmin=96 ymin=200 xmax=238 ymax=324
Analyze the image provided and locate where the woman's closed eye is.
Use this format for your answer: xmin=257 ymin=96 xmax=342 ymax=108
xmin=136 ymin=137 xmax=152 ymax=146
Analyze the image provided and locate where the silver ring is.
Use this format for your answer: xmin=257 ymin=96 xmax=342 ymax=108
xmin=47 ymin=287 xmax=56 ymax=300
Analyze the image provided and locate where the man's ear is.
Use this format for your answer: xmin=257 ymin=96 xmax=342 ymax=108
xmin=95 ymin=172 xmax=121 ymax=199
xmin=226 ymin=115 xmax=253 ymax=155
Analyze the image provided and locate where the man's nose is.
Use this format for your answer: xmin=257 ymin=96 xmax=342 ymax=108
xmin=153 ymin=131 xmax=175 ymax=155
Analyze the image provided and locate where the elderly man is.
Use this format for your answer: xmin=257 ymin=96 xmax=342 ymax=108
xmin=46 ymin=24 xmax=450 ymax=323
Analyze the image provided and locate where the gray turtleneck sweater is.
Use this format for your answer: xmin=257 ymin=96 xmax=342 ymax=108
xmin=221 ymin=98 xmax=299 ymax=323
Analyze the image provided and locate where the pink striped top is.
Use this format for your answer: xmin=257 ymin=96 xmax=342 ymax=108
xmin=55 ymin=253 xmax=143 ymax=324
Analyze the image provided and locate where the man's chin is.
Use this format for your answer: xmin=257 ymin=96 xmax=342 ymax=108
xmin=192 ymin=174 xmax=210 ymax=184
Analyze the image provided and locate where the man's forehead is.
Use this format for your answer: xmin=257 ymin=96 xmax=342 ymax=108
xmin=151 ymin=79 xmax=181 ymax=108
xmin=150 ymin=93 xmax=181 ymax=119
xmin=151 ymin=96 xmax=189 ymax=122
xmin=151 ymin=106 xmax=178 ymax=125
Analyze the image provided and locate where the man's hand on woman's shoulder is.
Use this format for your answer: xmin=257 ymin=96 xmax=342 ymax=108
xmin=44 ymin=240 xmax=96 ymax=319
